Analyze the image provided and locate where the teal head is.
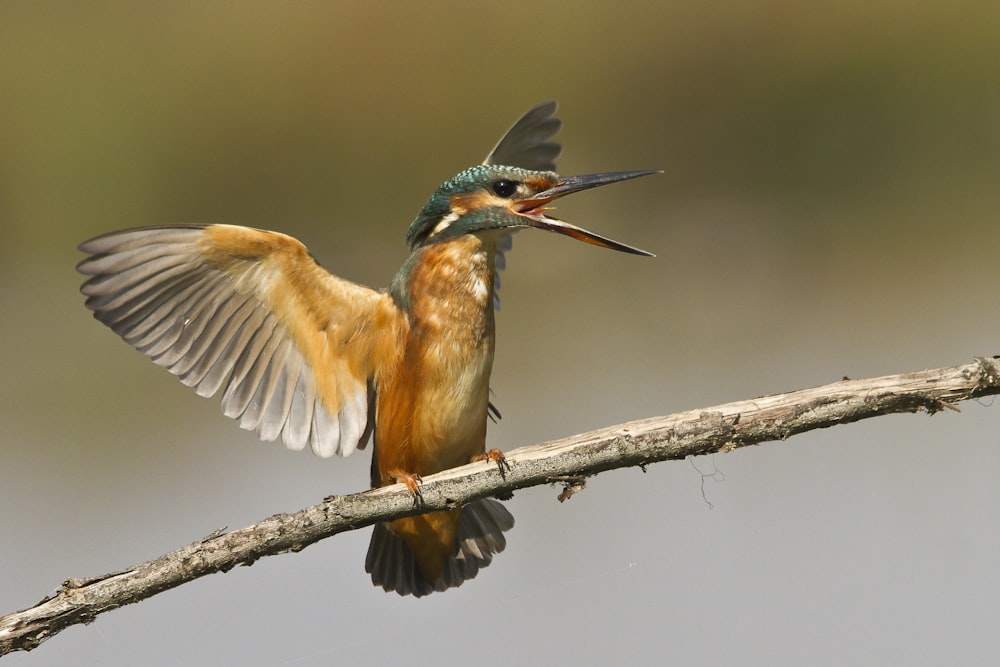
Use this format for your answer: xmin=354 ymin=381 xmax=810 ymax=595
xmin=406 ymin=164 xmax=657 ymax=256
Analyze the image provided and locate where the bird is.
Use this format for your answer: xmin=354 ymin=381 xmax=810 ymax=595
xmin=77 ymin=101 xmax=658 ymax=597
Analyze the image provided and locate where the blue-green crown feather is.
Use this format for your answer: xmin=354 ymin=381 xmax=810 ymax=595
xmin=406 ymin=102 xmax=562 ymax=250
xmin=406 ymin=165 xmax=554 ymax=249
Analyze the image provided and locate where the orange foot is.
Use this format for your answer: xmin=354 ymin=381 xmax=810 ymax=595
xmin=473 ymin=449 xmax=511 ymax=478
xmin=388 ymin=468 xmax=424 ymax=506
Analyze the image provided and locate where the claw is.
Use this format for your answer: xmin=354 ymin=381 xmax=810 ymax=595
xmin=474 ymin=448 xmax=511 ymax=479
xmin=388 ymin=469 xmax=424 ymax=506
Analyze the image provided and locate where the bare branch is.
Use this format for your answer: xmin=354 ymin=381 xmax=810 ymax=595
xmin=2 ymin=356 xmax=998 ymax=655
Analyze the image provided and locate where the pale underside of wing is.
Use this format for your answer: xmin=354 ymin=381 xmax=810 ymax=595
xmin=78 ymin=224 xmax=401 ymax=458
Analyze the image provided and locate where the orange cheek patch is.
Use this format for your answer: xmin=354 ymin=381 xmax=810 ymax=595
xmin=449 ymin=191 xmax=499 ymax=214
xmin=524 ymin=174 xmax=558 ymax=192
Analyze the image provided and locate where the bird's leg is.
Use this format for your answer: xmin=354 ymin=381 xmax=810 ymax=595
xmin=472 ymin=449 xmax=511 ymax=479
xmin=388 ymin=468 xmax=424 ymax=506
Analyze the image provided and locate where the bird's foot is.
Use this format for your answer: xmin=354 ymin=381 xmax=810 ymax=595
xmin=388 ymin=469 xmax=424 ymax=506
xmin=474 ymin=449 xmax=511 ymax=479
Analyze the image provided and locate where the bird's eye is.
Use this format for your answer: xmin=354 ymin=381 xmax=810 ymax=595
xmin=490 ymin=179 xmax=518 ymax=198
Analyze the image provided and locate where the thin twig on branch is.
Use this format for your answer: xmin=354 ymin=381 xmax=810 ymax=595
xmin=2 ymin=356 xmax=998 ymax=655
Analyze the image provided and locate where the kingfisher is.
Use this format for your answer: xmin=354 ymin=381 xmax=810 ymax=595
xmin=77 ymin=102 xmax=657 ymax=597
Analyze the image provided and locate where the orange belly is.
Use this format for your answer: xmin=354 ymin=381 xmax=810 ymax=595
xmin=372 ymin=234 xmax=498 ymax=582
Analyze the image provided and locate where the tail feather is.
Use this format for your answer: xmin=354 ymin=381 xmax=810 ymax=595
xmin=365 ymin=499 xmax=514 ymax=597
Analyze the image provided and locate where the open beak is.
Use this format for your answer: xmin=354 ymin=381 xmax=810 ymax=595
xmin=513 ymin=170 xmax=660 ymax=256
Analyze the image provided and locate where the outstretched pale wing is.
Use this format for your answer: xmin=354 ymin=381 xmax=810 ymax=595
xmin=482 ymin=100 xmax=562 ymax=171
xmin=78 ymin=224 xmax=402 ymax=458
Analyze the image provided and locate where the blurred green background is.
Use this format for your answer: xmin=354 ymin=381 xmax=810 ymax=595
xmin=3 ymin=2 xmax=999 ymax=665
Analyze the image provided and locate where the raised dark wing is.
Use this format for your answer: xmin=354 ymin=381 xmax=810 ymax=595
xmin=78 ymin=224 xmax=403 ymax=458
xmin=482 ymin=100 xmax=562 ymax=171
xmin=483 ymin=102 xmax=563 ymax=309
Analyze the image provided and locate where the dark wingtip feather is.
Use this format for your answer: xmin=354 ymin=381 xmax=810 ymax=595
xmin=484 ymin=101 xmax=563 ymax=172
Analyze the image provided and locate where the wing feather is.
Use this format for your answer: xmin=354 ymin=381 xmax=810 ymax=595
xmin=238 ymin=336 xmax=291 ymax=433
xmin=129 ymin=274 xmax=226 ymax=350
xmin=183 ymin=299 xmax=263 ymax=398
xmin=149 ymin=277 xmax=237 ymax=364
xmin=483 ymin=103 xmax=562 ymax=308
xmin=482 ymin=100 xmax=562 ymax=171
xmin=78 ymin=224 xmax=403 ymax=457
xmin=115 ymin=272 xmax=209 ymax=344
xmin=221 ymin=313 xmax=281 ymax=417
xmin=257 ymin=340 xmax=296 ymax=441
xmin=285 ymin=365 xmax=315 ymax=451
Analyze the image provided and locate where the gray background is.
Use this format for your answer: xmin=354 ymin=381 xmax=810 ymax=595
xmin=3 ymin=2 xmax=999 ymax=665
